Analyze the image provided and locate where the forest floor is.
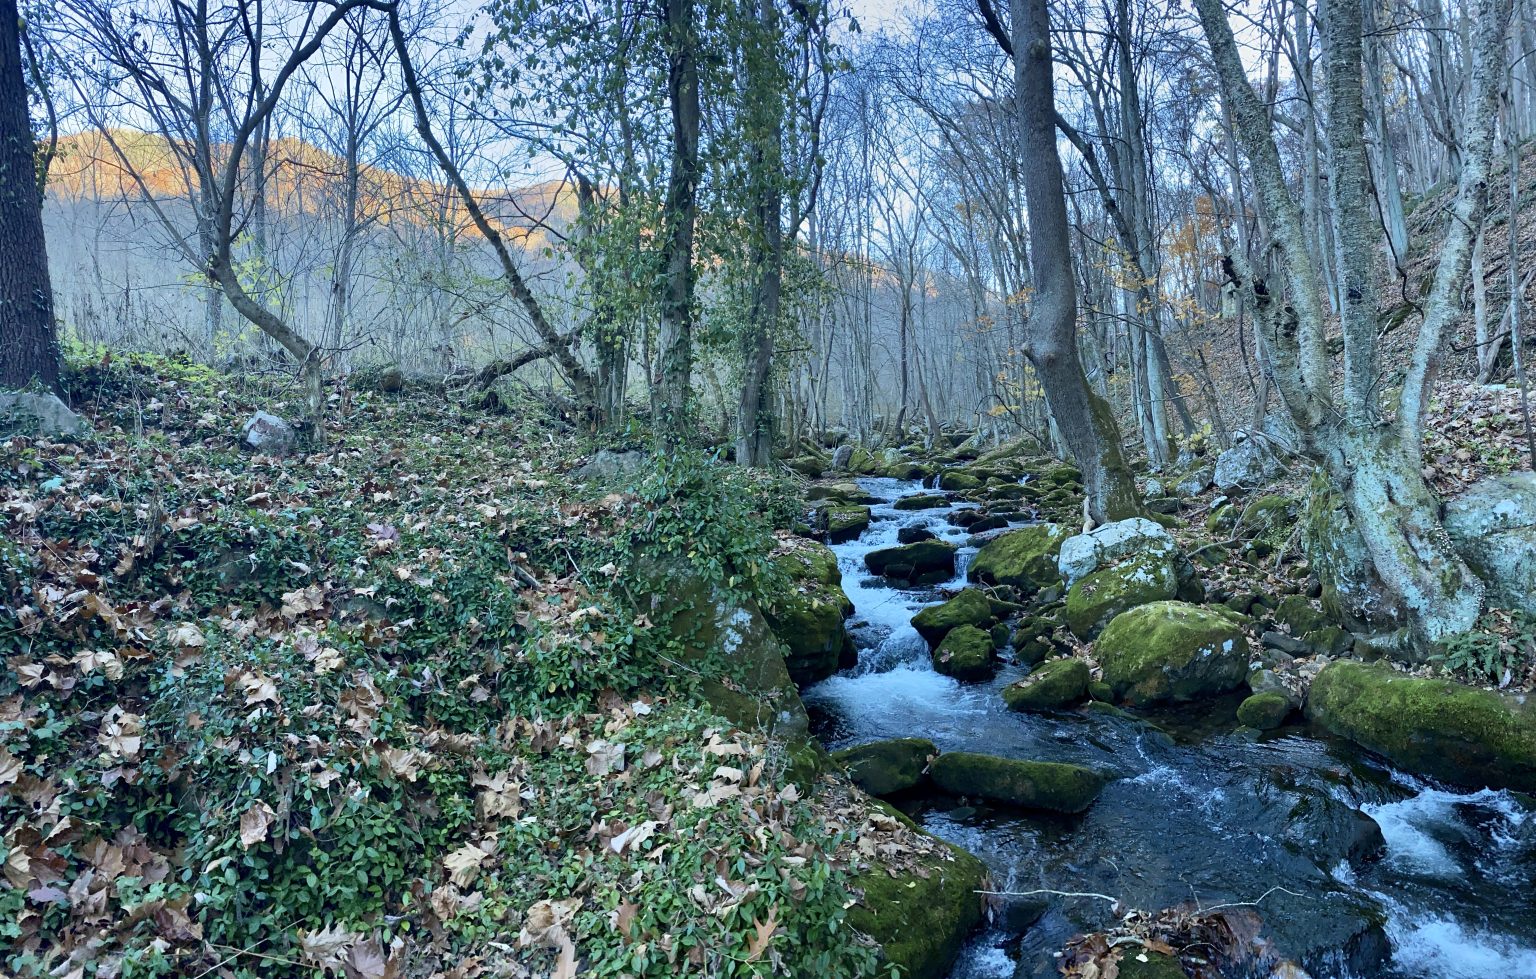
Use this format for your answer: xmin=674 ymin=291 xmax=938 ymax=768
xmin=0 ymin=351 xmax=932 ymax=979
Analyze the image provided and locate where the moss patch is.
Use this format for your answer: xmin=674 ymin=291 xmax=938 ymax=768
xmin=1237 ymin=691 xmax=1293 ymax=730
xmin=1003 ymin=658 xmax=1090 ymax=711
xmin=1064 ymin=552 xmax=1180 ymax=639
xmin=912 ymin=589 xmax=995 ymax=646
xmin=929 ymin=752 xmax=1106 ymax=813
xmin=1306 ymin=660 xmax=1536 ymax=792
xmin=762 ymin=545 xmax=854 ymax=685
xmin=831 ymin=738 xmax=936 ymax=797
xmin=847 ymin=834 xmax=987 ymax=979
xmin=1096 ymin=601 xmax=1251 ymax=705
xmin=933 ymin=624 xmax=997 ymax=681
xmin=968 ymin=523 xmax=1071 ymax=592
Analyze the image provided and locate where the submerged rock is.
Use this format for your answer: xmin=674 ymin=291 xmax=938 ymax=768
xmin=969 ymin=524 xmax=1071 ymax=593
xmin=911 ymin=589 xmax=995 ymax=646
xmin=933 ymin=625 xmax=996 ymax=681
xmin=928 ymin=752 xmax=1105 ymax=813
xmin=1306 ymin=660 xmax=1536 ymax=792
xmin=831 ymin=737 xmax=935 ymax=796
xmin=1096 ymin=601 xmax=1251 ymax=704
xmin=847 ymin=830 xmax=987 ymax=979
xmin=1002 ymin=658 xmax=1089 ymax=712
xmin=1444 ymin=472 xmax=1536 ymax=616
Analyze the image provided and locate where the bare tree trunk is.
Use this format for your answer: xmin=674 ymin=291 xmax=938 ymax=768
xmin=1013 ymin=0 xmax=1143 ymax=523
xmin=0 ymin=0 xmax=59 ymax=393
xmin=736 ymin=0 xmax=782 ymax=466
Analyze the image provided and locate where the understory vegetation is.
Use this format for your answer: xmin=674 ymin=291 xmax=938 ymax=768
xmin=1 ymin=353 xmax=893 ymax=979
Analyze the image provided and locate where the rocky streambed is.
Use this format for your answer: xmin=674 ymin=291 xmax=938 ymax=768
xmin=803 ymin=476 xmax=1536 ymax=979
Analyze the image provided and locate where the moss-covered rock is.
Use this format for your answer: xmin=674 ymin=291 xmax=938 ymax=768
xmin=968 ymin=524 xmax=1071 ymax=593
xmin=939 ymin=470 xmax=982 ymax=491
xmin=911 ymin=589 xmax=995 ymax=646
xmin=1003 ymin=658 xmax=1089 ymax=711
xmin=929 ymin=752 xmax=1105 ymax=813
xmin=1306 ymin=660 xmax=1536 ymax=792
xmin=831 ymin=738 xmax=936 ymax=796
xmin=1064 ymin=551 xmax=1180 ymax=639
xmin=1237 ymin=691 xmax=1293 ymax=730
xmin=825 ymin=505 xmax=871 ymax=543
xmin=865 ymin=539 xmax=957 ymax=583
xmin=785 ymin=456 xmax=826 ymax=478
xmin=808 ymin=481 xmax=877 ymax=504
xmin=1096 ymin=601 xmax=1251 ymax=705
xmin=893 ymin=493 xmax=949 ymax=511
xmin=762 ymin=545 xmax=855 ymax=685
xmin=847 ymin=832 xmax=987 ymax=979
xmin=933 ymin=625 xmax=996 ymax=681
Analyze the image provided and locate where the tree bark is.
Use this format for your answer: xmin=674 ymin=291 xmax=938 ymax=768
xmin=655 ymin=0 xmax=701 ymax=445
xmin=1012 ymin=0 xmax=1143 ymax=523
xmin=0 ymin=0 xmax=60 ymax=392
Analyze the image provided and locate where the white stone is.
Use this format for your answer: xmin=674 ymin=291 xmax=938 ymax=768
xmin=1058 ymin=517 xmax=1177 ymax=586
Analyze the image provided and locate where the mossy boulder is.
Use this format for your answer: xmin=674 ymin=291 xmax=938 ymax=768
xmin=824 ymin=505 xmax=871 ymax=543
xmin=939 ymin=470 xmax=982 ymax=491
xmin=911 ymin=589 xmax=995 ymax=646
xmin=1096 ymin=601 xmax=1251 ymax=705
xmin=1064 ymin=551 xmax=1180 ymax=639
xmin=847 ymin=832 xmax=987 ymax=979
xmin=785 ymin=456 xmax=826 ymax=478
xmin=1306 ymin=660 xmax=1536 ymax=792
xmin=968 ymin=524 xmax=1071 ymax=593
xmin=1003 ymin=658 xmax=1089 ymax=712
xmin=1237 ymin=494 xmax=1296 ymax=542
xmin=933 ymin=625 xmax=996 ymax=681
xmin=1237 ymin=691 xmax=1293 ymax=730
xmin=929 ymin=752 xmax=1105 ymax=813
xmin=865 ymin=539 xmax=957 ymax=583
xmin=762 ymin=545 xmax=855 ymax=685
xmin=893 ymin=493 xmax=949 ymax=511
xmin=831 ymin=738 xmax=936 ymax=797
xmin=652 ymin=561 xmax=809 ymax=740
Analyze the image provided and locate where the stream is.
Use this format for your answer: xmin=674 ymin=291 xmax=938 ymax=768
xmin=802 ymin=477 xmax=1536 ymax=979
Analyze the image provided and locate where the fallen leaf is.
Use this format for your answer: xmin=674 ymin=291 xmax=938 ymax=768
xmin=239 ymin=801 xmax=276 ymax=849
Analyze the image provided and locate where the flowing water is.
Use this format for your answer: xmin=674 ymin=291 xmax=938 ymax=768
xmin=802 ymin=478 xmax=1536 ymax=979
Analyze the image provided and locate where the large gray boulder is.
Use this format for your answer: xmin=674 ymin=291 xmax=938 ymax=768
xmin=1213 ymin=433 xmax=1288 ymax=492
xmin=1057 ymin=517 xmax=1177 ymax=586
xmin=1443 ymin=472 xmax=1536 ymax=616
xmin=240 ymin=411 xmax=297 ymax=455
xmin=830 ymin=444 xmax=854 ymax=470
xmin=0 ymin=393 xmax=90 ymax=439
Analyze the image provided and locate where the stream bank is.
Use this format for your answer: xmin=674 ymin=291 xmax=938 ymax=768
xmin=805 ymin=476 xmax=1536 ymax=979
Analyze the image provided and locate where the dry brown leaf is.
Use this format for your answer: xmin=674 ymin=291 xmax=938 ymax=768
xmin=239 ymin=801 xmax=276 ymax=849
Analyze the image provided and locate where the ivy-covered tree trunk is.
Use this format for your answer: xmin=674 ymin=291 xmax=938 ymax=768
xmin=1011 ymin=0 xmax=1144 ymax=524
xmin=735 ymin=0 xmax=783 ymax=468
xmin=655 ymin=0 xmax=701 ymax=445
xmin=0 ymin=0 xmax=60 ymax=393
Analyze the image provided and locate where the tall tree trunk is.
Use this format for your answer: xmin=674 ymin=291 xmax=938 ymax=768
xmin=656 ymin=0 xmax=701 ymax=445
xmin=736 ymin=0 xmax=782 ymax=467
xmin=0 ymin=0 xmax=60 ymax=393
xmin=1013 ymin=0 xmax=1142 ymax=523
